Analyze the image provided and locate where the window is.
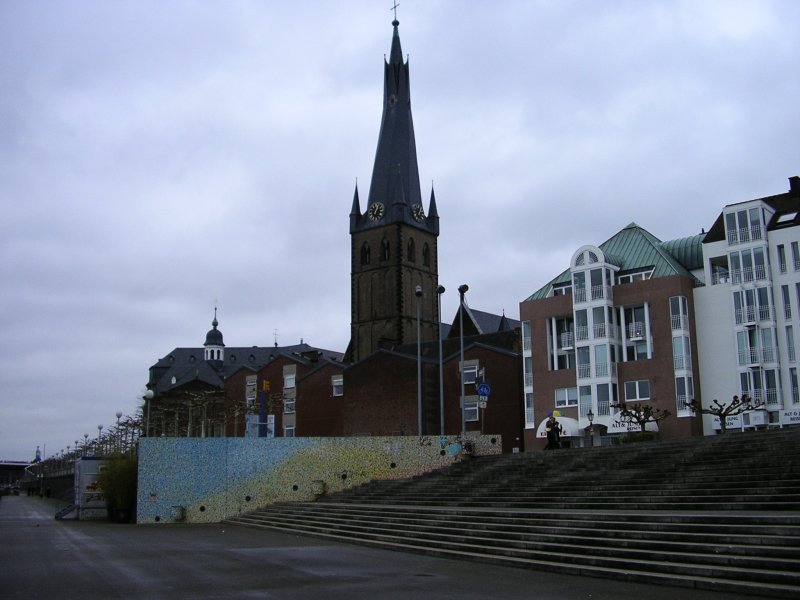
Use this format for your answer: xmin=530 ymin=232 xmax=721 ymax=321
xmin=284 ymin=373 xmax=296 ymax=389
xmin=407 ymin=238 xmax=415 ymax=262
xmin=331 ymin=375 xmax=343 ymax=397
xmin=670 ymin=296 xmax=689 ymax=330
xmin=422 ymin=243 xmax=430 ymax=267
xmin=790 ymin=368 xmax=799 ymax=404
xmin=787 ymin=326 xmax=796 ymax=363
xmin=381 ymin=238 xmax=390 ymax=261
xmin=283 ymin=398 xmax=295 ymax=413
xmin=675 ymin=376 xmax=694 ymax=411
xmin=555 ymin=387 xmax=578 ymax=407
xmin=778 ymin=245 xmax=787 ymax=273
xmin=283 ymin=425 xmax=295 ymax=437
xmin=464 ymin=397 xmax=479 ymax=421
xmin=461 ymin=362 xmax=479 ymax=384
xmin=624 ymin=380 xmax=650 ymax=401
xmin=793 ymin=242 xmax=800 ymax=270
xmin=524 ymin=392 xmax=534 ymax=426
xmin=783 ymin=285 xmax=792 ymax=320
xmin=360 ymin=242 xmax=371 ymax=266
xmin=552 ymin=283 xmax=572 ymax=296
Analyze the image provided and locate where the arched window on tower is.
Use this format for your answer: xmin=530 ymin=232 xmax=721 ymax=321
xmin=381 ymin=238 xmax=390 ymax=261
xmin=422 ymin=243 xmax=430 ymax=267
xmin=360 ymin=242 xmax=371 ymax=266
xmin=407 ymin=238 xmax=416 ymax=263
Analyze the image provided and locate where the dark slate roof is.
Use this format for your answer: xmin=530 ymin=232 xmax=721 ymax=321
xmin=525 ymin=223 xmax=699 ymax=301
xmin=349 ymin=19 xmax=437 ymax=237
xmin=149 ymin=343 xmax=344 ymax=394
xmin=447 ymin=306 xmax=521 ymax=339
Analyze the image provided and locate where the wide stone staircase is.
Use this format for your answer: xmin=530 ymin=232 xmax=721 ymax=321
xmin=226 ymin=427 xmax=800 ymax=598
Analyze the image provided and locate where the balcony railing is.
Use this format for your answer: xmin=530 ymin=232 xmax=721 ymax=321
xmin=676 ymin=394 xmax=694 ymax=411
xmin=758 ymin=305 xmax=772 ymax=321
xmin=627 ymin=322 xmax=645 ymax=340
xmin=793 ymin=386 xmax=799 ymax=404
xmin=765 ymin=388 xmax=779 ymax=405
xmin=786 ymin=305 xmax=793 ymax=320
xmin=593 ymin=323 xmax=607 ymax=339
xmin=738 ymin=348 xmax=760 ymax=366
xmin=573 ymin=288 xmax=587 ymax=303
xmin=711 ymin=271 xmax=730 ymax=285
xmin=728 ymin=225 xmax=762 ymax=245
xmin=735 ymin=306 xmax=756 ymax=324
xmin=559 ymin=332 xmax=574 ymax=349
xmin=575 ymin=326 xmax=589 ymax=341
xmin=594 ymin=362 xmax=617 ymax=378
xmin=524 ymin=372 xmax=532 ymax=387
xmin=577 ymin=364 xmax=591 ymax=379
xmin=523 ymin=336 xmax=531 ymax=352
xmin=671 ymin=314 xmax=689 ymax=331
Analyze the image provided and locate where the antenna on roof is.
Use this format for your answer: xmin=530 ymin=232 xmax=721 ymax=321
xmin=273 ymin=329 xmax=279 ymax=347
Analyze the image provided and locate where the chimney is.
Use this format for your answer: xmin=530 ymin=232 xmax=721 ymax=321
xmin=790 ymin=176 xmax=800 ymax=193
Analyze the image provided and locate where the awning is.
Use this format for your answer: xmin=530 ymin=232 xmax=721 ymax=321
xmin=536 ymin=416 xmax=581 ymax=438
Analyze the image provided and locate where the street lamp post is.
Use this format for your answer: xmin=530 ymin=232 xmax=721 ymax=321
xmin=437 ymin=285 xmax=445 ymax=435
xmin=458 ymin=284 xmax=469 ymax=439
xmin=415 ymin=284 xmax=423 ymax=437
xmin=587 ymin=409 xmax=595 ymax=447
xmin=143 ymin=389 xmax=154 ymax=437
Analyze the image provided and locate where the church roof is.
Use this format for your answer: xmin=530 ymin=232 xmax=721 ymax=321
xmin=350 ymin=18 xmax=437 ymax=236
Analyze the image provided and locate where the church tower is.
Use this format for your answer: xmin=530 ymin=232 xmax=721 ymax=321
xmin=348 ymin=17 xmax=440 ymax=364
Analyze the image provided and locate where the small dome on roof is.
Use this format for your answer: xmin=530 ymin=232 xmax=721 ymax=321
xmin=204 ymin=311 xmax=225 ymax=347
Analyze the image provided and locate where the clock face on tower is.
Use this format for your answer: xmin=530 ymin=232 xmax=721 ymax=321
xmin=411 ymin=203 xmax=425 ymax=222
xmin=367 ymin=202 xmax=385 ymax=221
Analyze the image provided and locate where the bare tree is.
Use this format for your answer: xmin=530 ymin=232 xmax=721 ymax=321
xmin=611 ymin=402 xmax=672 ymax=434
xmin=688 ymin=393 xmax=763 ymax=433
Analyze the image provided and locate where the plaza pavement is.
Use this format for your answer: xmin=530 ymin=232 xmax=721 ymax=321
xmin=0 ymin=494 xmax=770 ymax=599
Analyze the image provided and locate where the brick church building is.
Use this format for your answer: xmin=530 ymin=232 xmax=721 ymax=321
xmin=145 ymin=18 xmax=526 ymax=453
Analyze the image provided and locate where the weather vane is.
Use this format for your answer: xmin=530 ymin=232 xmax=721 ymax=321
xmin=391 ymin=1 xmax=399 ymax=21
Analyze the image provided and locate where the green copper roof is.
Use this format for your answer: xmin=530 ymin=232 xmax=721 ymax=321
xmin=524 ymin=223 xmax=702 ymax=301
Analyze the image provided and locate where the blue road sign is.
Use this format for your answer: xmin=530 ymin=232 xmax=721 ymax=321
xmin=477 ymin=383 xmax=491 ymax=396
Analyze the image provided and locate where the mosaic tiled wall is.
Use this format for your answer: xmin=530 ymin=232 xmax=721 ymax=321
xmin=137 ymin=435 xmax=502 ymax=523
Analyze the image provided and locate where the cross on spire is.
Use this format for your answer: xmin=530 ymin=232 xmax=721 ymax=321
xmin=391 ymin=1 xmax=399 ymax=22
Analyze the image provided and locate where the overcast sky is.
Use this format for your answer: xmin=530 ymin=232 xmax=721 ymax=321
xmin=1 ymin=0 xmax=798 ymax=461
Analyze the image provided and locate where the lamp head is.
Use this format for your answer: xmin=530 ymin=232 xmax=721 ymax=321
xmin=415 ymin=285 xmax=422 ymax=297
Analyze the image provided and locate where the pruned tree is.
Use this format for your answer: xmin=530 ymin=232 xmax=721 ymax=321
xmin=688 ymin=393 xmax=763 ymax=433
xmin=611 ymin=402 xmax=672 ymax=434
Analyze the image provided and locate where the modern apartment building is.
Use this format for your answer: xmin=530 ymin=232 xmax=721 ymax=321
xmin=694 ymin=176 xmax=800 ymax=433
xmin=520 ymin=177 xmax=800 ymax=449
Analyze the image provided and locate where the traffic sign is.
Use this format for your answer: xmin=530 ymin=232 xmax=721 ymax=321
xmin=477 ymin=383 xmax=491 ymax=396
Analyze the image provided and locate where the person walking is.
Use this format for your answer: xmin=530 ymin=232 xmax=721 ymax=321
xmin=545 ymin=415 xmax=563 ymax=450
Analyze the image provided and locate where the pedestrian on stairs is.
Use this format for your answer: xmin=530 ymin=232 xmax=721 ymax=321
xmin=546 ymin=415 xmax=563 ymax=450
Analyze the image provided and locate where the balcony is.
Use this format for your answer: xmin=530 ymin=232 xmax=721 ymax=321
xmin=676 ymin=394 xmax=694 ymax=411
xmin=673 ymin=354 xmax=686 ymax=370
xmin=595 ymin=362 xmax=617 ymax=378
xmin=577 ymin=364 xmax=591 ymax=379
xmin=758 ymin=305 xmax=772 ymax=322
xmin=524 ymin=372 xmax=533 ymax=387
xmin=738 ymin=348 xmax=760 ymax=366
xmin=671 ymin=314 xmax=689 ymax=331
xmin=627 ymin=322 xmax=645 ymax=340
xmin=573 ymin=288 xmax=587 ymax=303
xmin=559 ymin=332 xmax=574 ymax=350
xmin=575 ymin=326 xmax=589 ymax=342
xmin=523 ymin=336 xmax=531 ymax=352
